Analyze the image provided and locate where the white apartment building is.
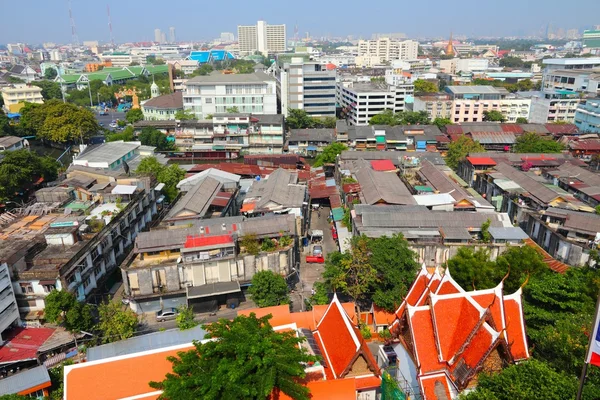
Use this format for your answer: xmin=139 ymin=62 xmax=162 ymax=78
xmin=445 ymin=86 xmax=531 ymax=123
xmin=337 ymin=81 xmax=414 ymax=126
xmin=272 ymin=58 xmax=337 ymax=118
xmin=318 ymin=54 xmax=356 ymax=68
xmin=1 ymin=84 xmax=44 ymax=113
xmin=356 ymin=38 xmax=418 ymax=67
xmin=0 ymin=262 xmax=19 ymax=341
xmin=238 ymin=20 xmax=286 ymax=56
xmin=183 ymin=72 xmax=277 ymax=119
xmin=541 ymin=68 xmax=600 ymax=95
xmin=99 ymin=52 xmax=146 ymax=67
xmin=439 ymin=58 xmax=489 ymax=74
xmin=542 ymin=57 xmax=600 ymax=73
xmin=517 ymin=91 xmax=581 ymax=123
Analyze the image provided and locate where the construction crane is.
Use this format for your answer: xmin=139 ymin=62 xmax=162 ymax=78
xmin=107 ymin=4 xmax=115 ymax=47
xmin=68 ymin=0 xmax=79 ymax=46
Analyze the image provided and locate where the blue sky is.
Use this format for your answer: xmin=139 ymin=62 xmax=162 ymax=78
xmin=1 ymin=0 xmax=599 ymax=44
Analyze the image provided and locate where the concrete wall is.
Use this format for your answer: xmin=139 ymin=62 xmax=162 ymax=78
xmin=410 ymin=243 xmax=512 ymax=267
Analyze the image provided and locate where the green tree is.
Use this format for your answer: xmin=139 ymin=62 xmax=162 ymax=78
xmin=413 ymin=79 xmax=438 ymax=93
xmin=44 ymin=68 xmax=58 ymax=80
xmin=498 ymin=56 xmax=526 ymax=69
xmin=369 ymin=109 xmax=398 ymax=126
xmin=19 ymin=99 xmax=100 ymax=143
xmin=176 ymin=305 xmax=199 ymax=330
xmin=0 ymin=110 xmax=15 ymax=136
xmin=0 ymin=149 xmax=60 ymax=203
xmin=138 ymin=127 xmax=175 ymax=151
xmin=312 ymin=116 xmax=337 ymax=129
xmin=309 ymin=281 xmax=330 ymax=307
xmin=432 ymin=117 xmax=452 ymax=129
xmin=97 ymin=301 xmax=139 ymax=343
xmin=516 ymin=117 xmax=528 ymax=123
xmin=125 ymin=108 xmax=144 ymax=124
xmin=190 ymin=64 xmax=214 ymax=76
xmin=0 ymin=394 xmax=28 ymax=400
xmin=286 ymin=108 xmax=315 ymax=129
xmin=514 ymin=132 xmax=565 ymax=153
xmin=43 ymin=290 xmax=94 ymax=333
xmin=32 ymin=80 xmax=62 ymax=100
xmin=368 ymin=234 xmax=419 ymax=312
xmin=480 ymin=218 xmax=491 ymax=243
xmin=106 ymin=126 xmax=135 ymax=142
xmin=483 ymin=110 xmax=506 ymax=122
xmin=446 ymin=136 xmax=485 ymax=170
xmin=313 ymin=143 xmax=347 ymax=167
xmin=595 ymin=205 xmax=600 ymax=215
xmin=149 ymin=314 xmax=317 ymax=400
xmin=136 ymin=156 xmax=165 ymax=176
xmin=47 ymin=360 xmax=74 ymax=400
xmin=460 ymin=359 xmax=577 ymax=400
xmin=495 ymin=246 xmax=548 ymax=293
xmin=157 ymin=164 xmax=186 ymax=201
xmin=226 ymin=106 xmax=240 ymax=113
xmin=249 ymin=270 xmax=289 ymax=307
xmin=174 ymin=109 xmax=195 ymax=120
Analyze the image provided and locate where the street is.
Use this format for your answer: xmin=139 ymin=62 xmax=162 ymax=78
xmin=95 ymin=111 xmax=126 ymax=129
xmin=291 ymin=206 xmax=339 ymax=311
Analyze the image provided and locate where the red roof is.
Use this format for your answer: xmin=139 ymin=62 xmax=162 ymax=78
xmin=436 ymin=135 xmax=451 ymax=143
xmin=544 ymin=123 xmax=579 ymax=135
xmin=370 ymin=159 xmax=396 ymax=171
xmin=503 ymin=290 xmax=529 ymax=361
xmin=0 ymin=327 xmax=55 ymax=363
xmin=184 ymin=234 xmax=233 ymax=248
xmin=569 ymin=139 xmax=600 ymax=151
xmin=420 ymin=373 xmax=454 ymax=400
xmin=325 ymin=63 xmax=337 ymax=71
xmin=342 ymin=183 xmax=361 ymax=194
xmin=211 ymin=191 xmax=233 ymax=207
xmin=446 ymin=125 xmax=464 ymax=135
xmin=501 ymin=124 xmax=524 ymax=134
xmin=409 ymin=307 xmax=447 ymax=374
xmin=466 ymin=156 xmax=497 ymax=166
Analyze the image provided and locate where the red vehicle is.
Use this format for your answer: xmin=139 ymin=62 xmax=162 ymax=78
xmin=306 ymin=255 xmax=325 ymax=263
xmin=331 ymin=226 xmax=338 ymax=240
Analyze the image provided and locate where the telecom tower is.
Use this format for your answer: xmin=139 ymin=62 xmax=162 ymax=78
xmin=107 ymin=5 xmax=115 ymax=47
xmin=68 ymin=0 xmax=79 ymax=46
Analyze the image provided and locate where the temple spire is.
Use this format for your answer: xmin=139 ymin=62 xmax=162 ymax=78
xmin=446 ymin=32 xmax=455 ymax=56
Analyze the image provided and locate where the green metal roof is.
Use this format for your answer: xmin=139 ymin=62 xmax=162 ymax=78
xmin=145 ymin=65 xmax=169 ymax=74
xmin=110 ymin=70 xmax=136 ymax=80
xmin=102 ymin=67 xmax=124 ymax=72
xmin=126 ymin=66 xmax=145 ymax=76
xmin=413 ymin=185 xmax=434 ymax=192
xmin=58 ymin=74 xmax=81 ymax=84
xmin=331 ymin=207 xmax=344 ymax=222
xmin=86 ymin=72 xmax=111 ymax=80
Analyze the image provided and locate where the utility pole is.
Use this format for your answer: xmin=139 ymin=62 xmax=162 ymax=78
xmin=68 ymin=0 xmax=79 ymax=46
xmin=88 ymin=80 xmax=93 ymax=107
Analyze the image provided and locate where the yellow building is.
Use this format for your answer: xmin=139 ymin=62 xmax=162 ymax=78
xmin=1 ymin=84 xmax=44 ymax=113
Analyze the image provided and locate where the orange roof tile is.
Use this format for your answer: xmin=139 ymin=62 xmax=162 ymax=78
xmin=289 ymin=302 xmax=356 ymax=331
xmin=315 ymin=298 xmax=361 ymax=378
xmin=353 ymin=375 xmax=381 ymax=390
xmin=419 ymin=373 xmax=455 ymax=400
xmin=373 ymin=305 xmax=396 ymax=326
xmin=405 ymin=266 xmax=431 ymax=306
xmin=431 ymin=295 xmax=484 ymax=362
xmin=64 ymin=344 xmax=194 ymax=400
xmin=470 ymin=285 xmax=505 ymax=332
xmin=451 ymin=323 xmax=497 ymax=370
xmin=503 ymin=289 xmax=529 ymax=361
xmin=237 ymin=305 xmax=293 ymax=327
xmin=408 ymin=307 xmax=447 ymax=374
xmin=274 ymin=378 xmax=357 ymax=400
xmin=434 ymin=271 xmax=465 ymax=295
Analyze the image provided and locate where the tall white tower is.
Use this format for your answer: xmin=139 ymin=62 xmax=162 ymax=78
xmin=150 ymin=78 xmax=160 ymax=98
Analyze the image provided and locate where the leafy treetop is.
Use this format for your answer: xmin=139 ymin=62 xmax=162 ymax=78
xmin=445 ymin=136 xmax=485 ymax=170
xmin=249 ymin=270 xmax=290 ymax=308
xmin=149 ymin=314 xmax=317 ymax=400
xmin=514 ymin=132 xmax=565 ymax=153
xmin=313 ymin=143 xmax=347 ymax=167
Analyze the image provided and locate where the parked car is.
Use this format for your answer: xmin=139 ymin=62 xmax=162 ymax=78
xmin=156 ymin=308 xmax=179 ymax=322
xmin=306 ymin=255 xmax=325 ymax=263
xmin=109 ymin=123 xmax=118 ymax=128
xmin=331 ymin=226 xmax=338 ymax=241
xmin=312 ymin=245 xmax=323 ymax=257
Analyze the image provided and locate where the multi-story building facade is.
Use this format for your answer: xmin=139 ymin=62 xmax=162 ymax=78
xmin=518 ymin=90 xmax=581 ymax=123
xmin=337 ymin=81 xmax=414 ymax=126
xmin=413 ymin=93 xmax=454 ymax=119
xmin=0 ymin=262 xmax=19 ymax=341
xmin=237 ymin=20 xmax=286 ymax=56
xmin=356 ymin=38 xmax=418 ymax=67
xmin=575 ymin=98 xmax=600 ymax=133
xmin=272 ymin=57 xmax=336 ymax=118
xmin=542 ymin=68 xmax=600 ymax=95
xmin=183 ymin=72 xmax=277 ymax=119
xmin=1 ymin=84 xmax=44 ymax=113
xmin=583 ymin=30 xmax=600 ymax=52
xmin=141 ymin=92 xmax=183 ymax=121
xmin=445 ymin=86 xmax=531 ymax=123
xmin=99 ymin=52 xmax=147 ymax=67
xmin=542 ymin=57 xmax=600 ymax=73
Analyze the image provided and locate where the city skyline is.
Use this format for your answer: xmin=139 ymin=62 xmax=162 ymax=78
xmin=0 ymin=0 xmax=599 ymax=44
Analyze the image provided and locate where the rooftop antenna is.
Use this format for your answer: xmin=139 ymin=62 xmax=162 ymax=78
xmin=68 ymin=0 xmax=79 ymax=46
xmin=107 ymin=4 xmax=115 ymax=47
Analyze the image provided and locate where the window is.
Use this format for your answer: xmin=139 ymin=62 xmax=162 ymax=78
xmin=94 ymin=265 xmax=102 ymax=277
xmin=20 ymin=283 xmax=33 ymax=294
xmin=205 ymin=98 xmax=212 ymax=104
xmin=43 ymin=284 xmax=56 ymax=293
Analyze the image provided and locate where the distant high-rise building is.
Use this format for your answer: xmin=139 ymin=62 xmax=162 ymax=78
xmin=169 ymin=27 xmax=176 ymax=43
xmin=220 ymin=32 xmax=235 ymax=42
xmin=566 ymin=29 xmax=579 ymax=40
xmin=161 ymin=32 xmax=167 ymax=44
xmin=154 ymin=28 xmax=162 ymax=43
xmin=356 ymin=37 xmax=419 ymax=66
xmin=237 ymin=20 xmax=286 ymax=56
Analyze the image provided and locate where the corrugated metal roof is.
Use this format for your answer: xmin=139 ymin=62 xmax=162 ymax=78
xmin=87 ymin=325 xmax=206 ymax=361
xmin=467 ymin=157 xmax=497 ymax=166
xmin=493 ymin=163 xmax=560 ymax=204
xmin=0 ymin=366 xmax=50 ymax=395
xmin=470 ymin=132 xmax=517 ymax=144
xmin=167 ymin=176 xmax=222 ymax=219
xmin=488 ymin=227 xmax=529 ymax=240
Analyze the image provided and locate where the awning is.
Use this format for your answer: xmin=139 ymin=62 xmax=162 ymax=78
xmin=154 ymin=183 xmax=165 ymax=191
xmin=39 ymin=280 xmax=56 ymax=285
xmin=307 ymin=145 xmax=318 ymax=151
xmin=331 ymin=207 xmax=344 ymax=222
xmin=186 ymin=281 xmax=241 ymax=300
xmin=111 ymin=185 xmax=137 ymax=195
xmin=44 ymin=352 xmax=66 ymax=368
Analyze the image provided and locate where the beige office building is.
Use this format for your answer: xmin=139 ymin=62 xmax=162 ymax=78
xmin=238 ymin=20 xmax=286 ymax=56
xmin=356 ymin=38 xmax=418 ymax=67
xmin=1 ymin=84 xmax=44 ymax=113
